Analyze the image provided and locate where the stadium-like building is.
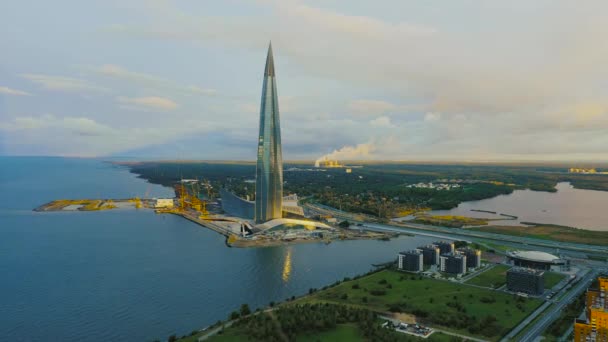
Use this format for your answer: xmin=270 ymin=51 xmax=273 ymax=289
xmin=506 ymin=250 xmax=569 ymax=272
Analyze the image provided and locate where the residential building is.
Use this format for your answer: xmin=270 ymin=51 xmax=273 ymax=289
xmin=398 ymin=250 xmax=424 ymax=272
xmin=457 ymin=248 xmax=482 ymax=269
xmin=439 ymin=253 xmax=467 ymax=275
xmin=575 ymin=277 xmax=608 ymax=341
xmin=433 ymin=241 xmax=455 ymax=255
xmin=417 ymin=245 xmax=440 ymax=266
xmin=506 ymin=267 xmax=544 ymax=295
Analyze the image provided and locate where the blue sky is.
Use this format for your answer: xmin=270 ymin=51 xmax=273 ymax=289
xmin=1 ymin=0 xmax=607 ymax=161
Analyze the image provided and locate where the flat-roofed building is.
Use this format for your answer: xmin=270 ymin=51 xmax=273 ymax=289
xmin=416 ymin=245 xmax=440 ymax=266
xmin=439 ymin=253 xmax=467 ymax=275
xmin=433 ymin=241 xmax=455 ymax=255
xmin=457 ymin=248 xmax=482 ymax=269
xmin=575 ymin=277 xmax=608 ymax=341
xmin=155 ymin=198 xmax=174 ymax=208
xmin=398 ymin=250 xmax=424 ymax=272
xmin=506 ymin=267 xmax=544 ymax=295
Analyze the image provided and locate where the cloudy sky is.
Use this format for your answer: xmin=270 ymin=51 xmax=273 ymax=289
xmin=1 ymin=0 xmax=607 ymax=161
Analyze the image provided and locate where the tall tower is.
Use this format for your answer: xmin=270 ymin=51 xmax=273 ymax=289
xmin=255 ymin=42 xmax=283 ymax=223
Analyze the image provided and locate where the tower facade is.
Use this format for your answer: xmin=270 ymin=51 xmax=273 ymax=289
xmin=255 ymin=43 xmax=283 ymax=223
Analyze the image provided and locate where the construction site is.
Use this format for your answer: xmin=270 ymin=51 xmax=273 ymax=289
xmin=34 ymin=180 xmax=391 ymax=248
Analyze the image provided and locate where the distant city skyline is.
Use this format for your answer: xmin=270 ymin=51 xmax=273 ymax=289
xmin=1 ymin=1 xmax=608 ymax=161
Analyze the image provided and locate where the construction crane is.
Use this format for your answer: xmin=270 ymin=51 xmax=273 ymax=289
xmin=174 ymin=181 xmax=209 ymax=216
xmin=129 ymin=197 xmax=143 ymax=209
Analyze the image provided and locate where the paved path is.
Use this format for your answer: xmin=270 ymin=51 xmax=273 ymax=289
xmin=433 ymin=328 xmax=490 ymax=342
xmin=460 ymin=264 xmax=496 ymax=283
xmin=196 ymin=321 xmax=234 ymax=341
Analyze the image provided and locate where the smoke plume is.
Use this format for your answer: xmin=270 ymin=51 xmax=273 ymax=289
xmin=314 ymin=142 xmax=376 ymax=167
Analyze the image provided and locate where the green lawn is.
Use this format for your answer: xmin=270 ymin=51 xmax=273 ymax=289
xmin=466 ymin=264 xmax=511 ymax=288
xmin=205 ymin=329 xmax=250 ymax=342
xmin=544 ymin=272 xmax=566 ymax=289
xmin=296 ymin=323 xmax=363 ymax=342
xmin=302 ymin=269 xmax=541 ymax=341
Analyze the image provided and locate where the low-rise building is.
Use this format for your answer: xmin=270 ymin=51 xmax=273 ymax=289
xmin=439 ymin=253 xmax=467 ymax=275
xmin=506 ymin=267 xmax=544 ymax=295
xmin=506 ymin=250 xmax=569 ymax=272
xmin=398 ymin=250 xmax=424 ymax=272
xmin=417 ymin=245 xmax=440 ymax=266
xmin=457 ymin=248 xmax=482 ymax=269
xmin=155 ymin=198 xmax=174 ymax=208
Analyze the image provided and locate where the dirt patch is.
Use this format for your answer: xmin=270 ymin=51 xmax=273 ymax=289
xmin=387 ymin=312 xmax=417 ymax=324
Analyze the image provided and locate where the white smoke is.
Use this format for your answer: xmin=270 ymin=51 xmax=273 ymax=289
xmin=314 ymin=142 xmax=376 ymax=167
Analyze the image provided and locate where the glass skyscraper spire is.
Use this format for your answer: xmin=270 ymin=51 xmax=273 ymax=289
xmin=255 ymin=42 xmax=283 ymax=223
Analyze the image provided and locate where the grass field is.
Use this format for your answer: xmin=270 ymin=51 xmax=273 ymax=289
xmin=544 ymin=272 xmax=566 ymax=289
xmin=466 ymin=264 xmax=511 ymax=288
xmin=205 ymin=329 xmax=249 ymax=342
xmin=204 ymin=323 xmax=462 ymax=342
xmin=296 ymin=323 xmax=362 ymax=342
xmin=472 ymin=224 xmax=608 ymax=246
xmin=299 ymin=269 xmax=541 ymax=340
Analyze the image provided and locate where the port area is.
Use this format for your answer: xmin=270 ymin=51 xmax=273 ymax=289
xmin=34 ymin=198 xmax=395 ymax=248
xmin=34 ymin=198 xmax=148 ymax=211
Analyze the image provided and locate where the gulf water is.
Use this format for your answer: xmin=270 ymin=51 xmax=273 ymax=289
xmin=0 ymin=157 xmax=436 ymax=341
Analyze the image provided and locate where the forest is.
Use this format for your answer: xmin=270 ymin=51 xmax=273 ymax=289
xmin=121 ymin=161 xmax=608 ymax=218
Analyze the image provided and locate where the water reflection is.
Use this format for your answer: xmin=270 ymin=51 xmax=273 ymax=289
xmin=418 ymin=182 xmax=608 ymax=231
xmin=282 ymin=247 xmax=292 ymax=282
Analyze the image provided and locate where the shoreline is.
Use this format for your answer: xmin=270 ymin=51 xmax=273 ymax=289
xmin=34 ymin=199 xmax=397 ymax=249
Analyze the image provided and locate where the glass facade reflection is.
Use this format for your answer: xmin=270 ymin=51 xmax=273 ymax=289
xmin=255 ymin=43 xmax=283 ymax=223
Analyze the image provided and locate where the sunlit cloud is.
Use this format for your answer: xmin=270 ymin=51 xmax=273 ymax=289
xmin=117 ymin=96 xmax=178 ymax=111
xmin=0 ymin=86 xmax=31 ymax=96
xmin=21 ymin=74 xmax=108 ymax=93
xmin=92 ymin=64 xmax=216 ymax=96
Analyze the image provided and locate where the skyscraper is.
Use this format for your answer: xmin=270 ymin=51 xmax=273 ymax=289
xmin=255 ymin=42 xmax=283 ymax=223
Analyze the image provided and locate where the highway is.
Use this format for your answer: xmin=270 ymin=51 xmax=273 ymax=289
xmin=514 ymin=268 xmax=600 ymax=341
xmin=305 ymin=203 xmax=608 ymax=256
xmin=304 ymin=203 xmax=608 ymax=340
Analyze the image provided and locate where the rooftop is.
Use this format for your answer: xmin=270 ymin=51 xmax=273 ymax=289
xmin=400 ymin=250 xmax=422 ymax=255
xmin=507 ymin=250 xmax=561 ymax=263
xmin=508 ymin=267 xmax=545 ymax=276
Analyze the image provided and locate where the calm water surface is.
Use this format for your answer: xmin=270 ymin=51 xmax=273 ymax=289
xmin=0 ymin=157 xmax=436 ymax=342
xmin=424 ymin=182 xmax=608 ymax=231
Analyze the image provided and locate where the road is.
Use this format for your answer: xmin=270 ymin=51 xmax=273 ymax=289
xmin=511 ymin=268 xmax=599 ymax=342
xmin=305 ymin=203 xmax=608 ymax=256
xmin=304 ymin=202 xmax=608 ymax=340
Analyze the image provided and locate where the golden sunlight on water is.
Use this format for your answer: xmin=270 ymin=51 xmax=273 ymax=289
xmin=282 ymin=247 xmax=292 ymax=282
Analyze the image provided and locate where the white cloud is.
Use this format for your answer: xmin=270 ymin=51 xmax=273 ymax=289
xmin=4 ymin=1 xmax=608 ymax=160
xmin=0 ymin=114 xmax=115 ymax=137
xmin=348 ymin=100 xmax=397 ymax=116
xmin=117 ymin=96 xmax=178 ymax=111
xmin=0 ymin=86 xmax=31 ymax=96
xmin=93 ymin=64 xmax=216 ymax=96
xmin=370 ymin=116 xmax=395 ymax=128
xmin=21 ymin=74 xmax=108 ymax=93
xmin=424 ymin=112 xmax=441 ymax=122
